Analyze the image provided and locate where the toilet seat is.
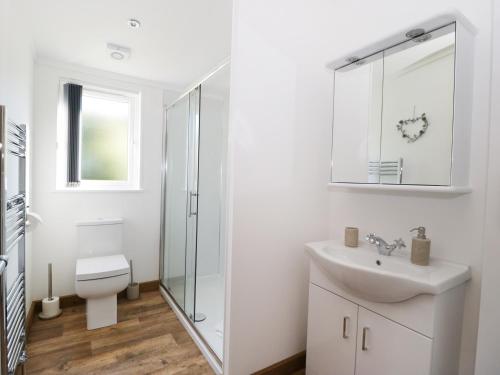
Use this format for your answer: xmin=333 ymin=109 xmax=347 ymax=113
xmin=76 ymin=254 xmax=129 ymax=281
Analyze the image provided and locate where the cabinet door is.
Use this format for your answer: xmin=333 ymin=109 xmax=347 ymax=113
xmin=306 ymin=284 xmax=358 ymax=375
xmin=355 ymin=307 xmax=432 ymax=375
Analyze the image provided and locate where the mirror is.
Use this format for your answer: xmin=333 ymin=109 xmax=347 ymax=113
xmin=331 ymin=23 xmax=456 ymax=186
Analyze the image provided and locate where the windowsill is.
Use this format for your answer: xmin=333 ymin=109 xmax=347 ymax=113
xmin=54 ymin=187 xmax=144 ymax=193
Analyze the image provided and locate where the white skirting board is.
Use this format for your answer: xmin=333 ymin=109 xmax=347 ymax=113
xmin=159 ymin=286 xmax=223 ymax=374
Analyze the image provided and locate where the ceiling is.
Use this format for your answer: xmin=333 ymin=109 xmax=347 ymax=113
xmin=27 ymin=0 xmax=233 ymax=89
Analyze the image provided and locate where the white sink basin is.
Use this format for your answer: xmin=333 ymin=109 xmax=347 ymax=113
xmin=305 ymin=240 xmax=471 ymax=303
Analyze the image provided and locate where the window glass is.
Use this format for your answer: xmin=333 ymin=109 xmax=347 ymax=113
xmin=80 ymin=91 xmax=129 ymax=181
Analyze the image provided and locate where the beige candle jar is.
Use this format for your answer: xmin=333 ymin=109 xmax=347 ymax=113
xmin=344 ymin=227 xmax=359 ymax=247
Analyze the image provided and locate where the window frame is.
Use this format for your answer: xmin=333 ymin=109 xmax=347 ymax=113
xmin=56 ymin=79 xmax=142 ymax=191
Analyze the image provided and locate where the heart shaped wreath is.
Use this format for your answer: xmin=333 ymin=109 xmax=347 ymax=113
xmin=396 ymin=113 xmax=429 ymax=143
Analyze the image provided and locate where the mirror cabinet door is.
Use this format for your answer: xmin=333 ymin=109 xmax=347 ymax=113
xmin=380 ymin=23 xmax=455 ymax=186
xmin=331 ymin=52 xmax=384 ymax=184
xmin=331 ymin=23 xmax=456 ymax=186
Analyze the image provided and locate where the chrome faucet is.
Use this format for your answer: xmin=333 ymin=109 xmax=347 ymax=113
xmin=365 ymin=233 xmax=406 ymax=256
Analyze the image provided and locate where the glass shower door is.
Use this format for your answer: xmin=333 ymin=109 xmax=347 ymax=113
xmin=162 ymin=88 xmax=201 ymax=317
xmin=162 ymin=96 xmax=190 ymax=308
xmin=193 ymin=64 xmax=230 ymax=360
xmin=184 ymin=87 xmax=200 ymax=321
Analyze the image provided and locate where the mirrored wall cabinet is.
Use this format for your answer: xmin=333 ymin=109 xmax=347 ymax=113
xmin=328 ymin=14 xmax=475 ymax=194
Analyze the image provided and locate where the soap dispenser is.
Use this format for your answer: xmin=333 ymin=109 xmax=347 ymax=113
xmin=410 ymin=227 xmax=431 ymax=266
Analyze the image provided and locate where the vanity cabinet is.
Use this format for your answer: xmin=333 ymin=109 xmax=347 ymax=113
xmin=307 ymin=284 xmax=432 ymax=375
xmin=306 ymin=259 xmax=466 ymax=375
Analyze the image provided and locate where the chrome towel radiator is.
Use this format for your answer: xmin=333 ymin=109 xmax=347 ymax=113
xmin=0 ymin=105 xmax=28 ymax=374
xmin=368 ymin=158 xmax=403 ymax=184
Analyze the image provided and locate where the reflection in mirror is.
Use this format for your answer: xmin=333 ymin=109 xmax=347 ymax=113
xmin=331 ymin=52 xmax=384 ymax=183
xmin=381 ymin=24 xmax=455 ymax=185
xmin=331 ymin=23 xmax=456 ymax=186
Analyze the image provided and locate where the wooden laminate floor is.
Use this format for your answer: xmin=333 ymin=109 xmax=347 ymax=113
xmin=26 ymin=291 xmax=215 ymax=375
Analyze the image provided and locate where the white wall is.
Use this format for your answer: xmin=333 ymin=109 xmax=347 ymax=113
xmin=31 ymin=60 xmax=178 ymax=300
xmin=0 ymin=0 xmax=34 ymax=312
xmin=474 ymin=0 xmax=500 ymax=373
xmin=226 ymin=0 xmax=492 ymax=374
xmin=225 ymin=1 xmax=332 ymax=372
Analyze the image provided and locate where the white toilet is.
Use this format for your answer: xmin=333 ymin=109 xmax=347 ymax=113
xmin=75 ymin=218 xmax=130 ymax=330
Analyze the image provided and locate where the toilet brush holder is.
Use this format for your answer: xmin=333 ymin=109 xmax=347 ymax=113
xmin=38 ymin=263 xmax=62 ymax=320
xmin=127 ymin=282 xmax=139 ymax=300
xmin=126 ymin=260 xmax=140 ymax=300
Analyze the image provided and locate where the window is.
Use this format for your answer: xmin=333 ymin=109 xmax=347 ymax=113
xmin=57 ymin=81 xmax=141 ymax=190
xmin=80 ymin=90 xmax=129 ymax=181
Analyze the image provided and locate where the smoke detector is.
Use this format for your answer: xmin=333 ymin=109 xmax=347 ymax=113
xmin=107 ymin=43 xmax=131 ymax=61
xmin=128 ymin=18 xmax=141 ymax=29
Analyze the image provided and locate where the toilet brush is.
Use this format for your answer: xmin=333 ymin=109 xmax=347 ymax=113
xmin=126 ymin=260 xmax=139 ymax=300
xmin=38 ymin=263 xmax=62 ymax=319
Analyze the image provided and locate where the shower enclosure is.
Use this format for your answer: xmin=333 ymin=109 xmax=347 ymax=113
xmin=160 ymin=63 xmax=229 ymax=362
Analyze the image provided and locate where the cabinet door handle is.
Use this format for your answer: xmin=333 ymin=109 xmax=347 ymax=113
xmin=362 ymin=327 xmax=369 ymax=351
xmin=342 ymin=316 xmax=349 ymax=339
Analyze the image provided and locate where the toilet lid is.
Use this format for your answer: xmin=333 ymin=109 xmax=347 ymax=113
xmin=76 ymin=254 xmax=130 ymax=281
